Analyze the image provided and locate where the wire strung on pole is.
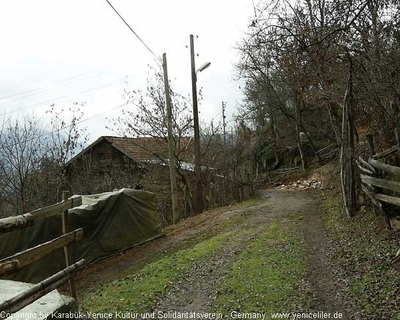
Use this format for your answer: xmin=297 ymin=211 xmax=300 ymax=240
xmin=104 ymin=0 xmax=161 ymax=64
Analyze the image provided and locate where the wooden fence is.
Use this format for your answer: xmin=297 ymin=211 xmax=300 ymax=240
xmin=358 ymin=133 xmax=400 ymax=230
xmin=0 ymin=192 xmax=84 ymax=317
xmin=316 ymin=142 xmax=340 ymax=163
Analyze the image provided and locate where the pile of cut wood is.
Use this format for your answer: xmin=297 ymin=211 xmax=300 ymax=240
xmin=276 ymin=179 xmax=324 ymax=191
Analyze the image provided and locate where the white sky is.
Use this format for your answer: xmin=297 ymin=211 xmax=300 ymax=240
xmin=0 ymin=0 xmax=254 ymax=143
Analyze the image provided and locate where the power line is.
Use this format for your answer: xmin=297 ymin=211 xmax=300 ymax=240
xmin=0 ymin=102 xmax=127 ymax=150
xmin=104 ymin=0 xmax=161 ymax=63
xmin=211 ymin=111 xmax=222 ymax=121
xmin=1 ymin=77 xmax=126 ymax=117
xmin=0 ymin=68 xmax=106 ymax=106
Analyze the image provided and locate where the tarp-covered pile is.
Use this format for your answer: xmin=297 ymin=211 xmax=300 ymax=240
xmin=0 ymin=188 xmax=162 ymax=283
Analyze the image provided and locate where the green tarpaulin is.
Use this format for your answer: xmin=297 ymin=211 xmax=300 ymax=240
xmin=0 ymin=188 xmax=162 ymax=283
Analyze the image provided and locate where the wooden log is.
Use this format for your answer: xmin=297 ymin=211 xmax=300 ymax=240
xmin=358 ymin=157 xmax=376 ymax=174
xmin=369 ymin=158 xmax=400 ymax=176
xmin=0 ymin=259 xmax=85 ymax=316
xmin=29 ymin=196 xmax=82 ymax=219
xmin=361 ymin=183 xmax=382 ymax=211
xmin=0 ymin=214 xmax=33 ymax=234
xmin=0 ymin=260 xmax=20 ymax=276
xmin=356 ymin=159 xmax=374 ymax=175
xmin=0 ymin=228 xmax=84 ymax=276
xmin=360 ymin=174 xmax=400 ymax=193
xmin=372 ymin=146 xmax=398 ymax=160
xmin=375 ymin=193 xmax=400 ymax=207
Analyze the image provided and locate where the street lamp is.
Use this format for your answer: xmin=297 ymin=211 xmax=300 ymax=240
xmin=197 ymin=62 xmax=211 ymax=73
xmin=190 ymin=34 xmax=211 ymax=214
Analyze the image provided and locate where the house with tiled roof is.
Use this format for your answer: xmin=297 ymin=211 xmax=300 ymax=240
xmin=64 ymin=136 xmax=195 ymax=195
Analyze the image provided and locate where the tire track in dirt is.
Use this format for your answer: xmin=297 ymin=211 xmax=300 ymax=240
xmin=300 ymin=196 xmax=352 ymax=319
xmin=154 ymin=191 xmax=305 ymax=315
xmin=75 ymin=189 xmax=355 ymax=319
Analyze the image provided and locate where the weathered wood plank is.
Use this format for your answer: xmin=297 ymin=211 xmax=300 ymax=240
xmin=360 ymin=174 xmax=400 ymax=192
xmin=29 ymin=196 xmax=82 ymax=219
xmin=372 ymin=146 xmax=398 ymax=160
xmin=0 ymin=259 xmax=85 ymax=315
xmin=361 ymin=183 xmax=382 ymax=211
xmin=356 ymin=160 xmax=374 ymax=175
xmin=369 ymin=158 xmax=400 ymax=177
xmin=0 ymin=214 xmax=34 ymax=234
xmin=0 ymin=228 xmax=84 ymax=276
xmin=358 ymin=157 xmax=376 ymax=174
xmin=374 ymin=193 xmax=400 ymax=207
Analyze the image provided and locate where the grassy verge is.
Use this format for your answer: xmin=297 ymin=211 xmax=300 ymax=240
xmin=322 ymin=192 xmax=400 ymax=319
xmin=235 ymin=195 xmax=265 ymax=208
xmin=81 ymin=231 xmax=233 ymax=313
xmin=214 ymin=214 xmax=309 ymax=317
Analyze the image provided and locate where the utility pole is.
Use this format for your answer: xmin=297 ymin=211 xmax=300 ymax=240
xmin=162 ymin=53 xmax=179 ymax=223
xmin=190 ymin=34 xmax=204 ymax=214
xmin=222 ymin=102 xmax=227 ymax=152
xmin=222 ymin=101 xmax=227 ymax=205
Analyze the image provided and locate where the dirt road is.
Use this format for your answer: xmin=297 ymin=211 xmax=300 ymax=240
xmin=76 ymin=190 xmax=353 ymax=319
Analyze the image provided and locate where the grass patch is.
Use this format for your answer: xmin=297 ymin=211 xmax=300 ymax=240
xmin=81 ymin=231 xmax=233 ymax=313
xmin=215 ymin=216 xmax=309 ymax=317
xmin=322 ymin=192 xmax=400 ymax=319
xmin=123 ymin=214 xmax=244 ymax=277
xmin=236 ymin=195 xmax=265 ymax=208
xmin=77 ymin=203 xmax=247 ymax=301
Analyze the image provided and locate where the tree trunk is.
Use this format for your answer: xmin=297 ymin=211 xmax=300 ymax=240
xmin=326 ymin=102 xmax=342 ymax=146
xmin=294 ymin=94 xmax=307 ymax=170
xmin=340 ymin=63 xmax=357 ymax=218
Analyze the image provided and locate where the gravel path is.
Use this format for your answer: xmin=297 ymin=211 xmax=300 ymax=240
xmin=76 ymin=189 xmax=355 ymax=319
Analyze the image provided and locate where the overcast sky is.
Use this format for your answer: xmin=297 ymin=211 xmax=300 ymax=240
xmin=0 ymin=1 xmax=254 ymax=143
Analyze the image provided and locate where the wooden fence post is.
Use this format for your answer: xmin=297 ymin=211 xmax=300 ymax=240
xmin=366 ymin=134 xmax=375 ymax=157
xmin=395 ymin=128 xmax=400 ymax=166
xmin=62 ymin=191 xmax=77 ymax=299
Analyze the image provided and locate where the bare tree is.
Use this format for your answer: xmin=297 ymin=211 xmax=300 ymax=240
xmin=0 ymin=105 xmax=88 ymax=216
xmin=0 ymin=117 xmax=46 ymax=214
xmin=236 ymin=0 xmax=400 ymax=217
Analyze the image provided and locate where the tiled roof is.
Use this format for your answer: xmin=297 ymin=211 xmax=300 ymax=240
xmin=105 ymin=136 xmax=169 ymax=161
xmin=66 ymin=136 xmax=194 ymax=167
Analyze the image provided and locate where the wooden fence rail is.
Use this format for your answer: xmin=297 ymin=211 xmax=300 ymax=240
xmin=0 ymin=193 xmax=85 ymax=316
xmin=368 ymin=158 xmax=400 ymax=176
xmin=0 ymin=196 xmax=82 ymax=234
xmin=316 ymin=142 xmax=339 ymax=159
xmin=0 ymin=259 xmax=85 ymax=317
xmin=358 ymin=134 xmax=400 ymax=233
xmin=0 ymin=228 xmax=84 ymax=276
xmin=360 ymin=174 xmax=400 ymax=193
